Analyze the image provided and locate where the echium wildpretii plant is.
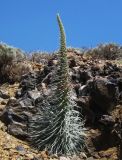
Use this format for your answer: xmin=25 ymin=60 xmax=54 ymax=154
xmin=28 ymin=14 xmax=85 ymax=155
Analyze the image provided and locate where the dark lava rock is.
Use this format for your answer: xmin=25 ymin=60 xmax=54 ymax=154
xmin=0 ymin=95 xmax=39 ymax=139
xmin=103 ymin=62 xmax=120 ymax=75
xmin=98 ymin=115 xmax=115 ymax=127
xmin=20 ymin=72 xmax=38 ymax=94
xmin=119 ymin=91 xmax=122 ymax=104
xmin=79 ymin=85 xmax=90 ymax=96
xmin=75 ymin=96 xmax=95 ymax=125
xmin=79 ymin=70 xmax=92 ymax=84
xmin=76 ymin=96 xmax=91 ymax=109
xmin=89 ymin=77 xmax=118 ymax=112
xmin=0 ymin=70 xmax=47 ymax=139
xmin=69 ymin=58 xmax=76 ymax=68
xmin=8 ymin=122 xmax=28 ymax=139
xmin=71 ymin=67 xmax=81 ymax=83
xmin=0 ymin=90 xmax=10 ymax=99
xmin=118 ymin=78 xmax=122 ymax=92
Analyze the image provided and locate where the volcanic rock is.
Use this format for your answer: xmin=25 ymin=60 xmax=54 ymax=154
xmin=0 ymin=89 xmax=10 ymax=99
xmin=89 ymin=77 xmax=118 ymax=112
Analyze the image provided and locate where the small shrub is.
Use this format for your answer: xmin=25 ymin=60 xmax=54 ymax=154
xmin=0 ymin=43 xmax=26 ymax=83
xmin=6 ymin=62 xmax=32 ymax=83
xmin=98 ymin=43 xmax=119 ymax=60
xmin=0 ymin=44 xmax=16 ymax=67
xmin=31 ymin=52 xmax=52 ymax=65
xmin=85 ymin=43 xmax=120 ymax=60
xmin=3 ymin=62 xmax=32 ymax=83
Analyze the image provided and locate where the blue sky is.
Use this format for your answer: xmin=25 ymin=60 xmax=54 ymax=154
xmin=0 ymin=0 xmax=122 ymax=52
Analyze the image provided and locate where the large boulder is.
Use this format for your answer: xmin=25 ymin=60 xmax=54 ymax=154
xmin=0 ymin=97 xmax=33 ymax=139
xmin=89 ymin=77 xmax=118 ymax=112
xmin=0 ymin=89 xmax=43 ymax=139
xmin=0 ymin=71 xmax=45 ymax=139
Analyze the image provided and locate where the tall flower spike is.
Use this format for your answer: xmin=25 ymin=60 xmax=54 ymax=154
xmin=57 ymin=14 xmax=66 ymax=54
xmin=28 ymin=14 xmax=85 ymax=155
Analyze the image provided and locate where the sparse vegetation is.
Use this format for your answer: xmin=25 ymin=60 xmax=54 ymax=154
xmin=0 ymin=41 xmax=122 ymax=84
xmin=85 ymin=43 xmax=122 ymax=60
xmin=0 ymin=43 xmax=29 ymax=83
xmin=0 ymin=43 xmax=16 ymax=67
xmin=6 ymin=62 xmax=32 ymax=82
xmin=31 ymin=52 xmax=52 ymax=65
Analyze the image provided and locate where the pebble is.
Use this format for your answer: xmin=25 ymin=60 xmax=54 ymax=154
xmin=26 ymin=153 xmax=34 ymax=159
xmin=15 ymin=145 xmax=26 ymax=155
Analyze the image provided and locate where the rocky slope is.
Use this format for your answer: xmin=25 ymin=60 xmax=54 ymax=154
xmin=0 ymin=49 xmax=122 ymax=160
